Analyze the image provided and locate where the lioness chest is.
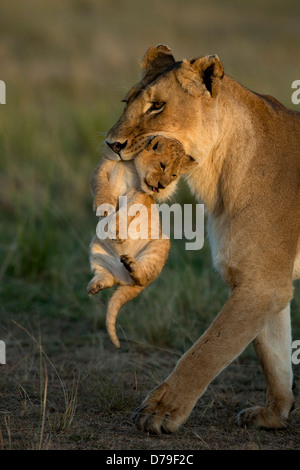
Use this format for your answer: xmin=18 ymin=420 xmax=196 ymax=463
xmin=206 ymin=213 xmax=234 ymax=284
xmin=208 ymin=213 xmax=300 ymax=286
xmin=292 ymin=236 xmax=300 ymax=280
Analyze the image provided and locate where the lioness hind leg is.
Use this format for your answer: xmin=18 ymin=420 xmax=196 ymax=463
xmin=238 ymin=304 xmax=294 ymax=428
xmin=131 ymin=283 xmax=292 ymax=434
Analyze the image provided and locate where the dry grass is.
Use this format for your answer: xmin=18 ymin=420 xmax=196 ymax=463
xmin=1 ymin=315 xmax=299 ymax=449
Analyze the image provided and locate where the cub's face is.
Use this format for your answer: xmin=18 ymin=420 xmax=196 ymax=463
xmin=104 ymin=46 xmax=224 ymax=163
xmin=134 ymin=136 xmax=197 ymax=200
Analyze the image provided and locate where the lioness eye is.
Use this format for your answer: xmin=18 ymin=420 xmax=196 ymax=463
xmin=148 ymin=102 xmax=165 ymax=113
xmin=172 ymin=174 xmax=177 ymax=177
xmin=160 ymin=162 xmax=166 ymax=170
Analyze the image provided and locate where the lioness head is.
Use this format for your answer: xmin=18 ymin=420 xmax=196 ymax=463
xmin=134 ymin=136 xmax=197 ymax=201
xmin=105 ymin=45 xmax=224 ymax=162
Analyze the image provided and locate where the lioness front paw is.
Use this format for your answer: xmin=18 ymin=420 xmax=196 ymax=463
xmin=131 ymin=382 xmax=192 ymax=434
xmin=237 ymin=406 xmax=289 ymax=429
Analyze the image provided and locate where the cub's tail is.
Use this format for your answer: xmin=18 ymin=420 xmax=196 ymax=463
xmin=106 ymin=285 xmax=143 ymax=348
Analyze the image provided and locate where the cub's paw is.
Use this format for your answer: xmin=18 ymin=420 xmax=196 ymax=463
xmin=87 ymin=277 xmax=105 ymax=295
xmin=120 ymin=254 xmax=144 ymax=285
xmin=237 ymin=406 xmax=289 ymax=429
xmin=120 ymin=254 xmax=138 ymax=273
xmin=131 ymin=382 xmax=192 ymax=434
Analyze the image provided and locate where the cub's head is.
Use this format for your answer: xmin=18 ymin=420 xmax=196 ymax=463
xmin=134 ymin=136 xmax=197 ymax=201
xmin=105 ymin=45 xmax=224 ymax=162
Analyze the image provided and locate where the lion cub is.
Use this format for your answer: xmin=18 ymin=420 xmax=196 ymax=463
xmin=88 ymin=136 xmax=196 ymax=348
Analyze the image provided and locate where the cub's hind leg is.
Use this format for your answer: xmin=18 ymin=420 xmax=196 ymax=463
xmin=120 ymin=238 xmax=170 ymax=287
xmin=88 ymin=236 xmax=117 ymax=294
xmin=87 ymin=270 xmax=115 ymax=295
xmin=238 ymin=303 xmax=294 ymax=428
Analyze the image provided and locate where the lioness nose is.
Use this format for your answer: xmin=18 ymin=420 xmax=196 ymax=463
xmin=106 ymin=140 xmax=127 ymax=155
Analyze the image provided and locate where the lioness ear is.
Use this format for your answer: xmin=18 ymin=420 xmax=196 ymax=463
xmin=190 ymin=54 xmax=224 ymax=97
xmin=141 ymin=45 xmax=175 ymax=78
xmin=179 ymin=154 xmax=197 ymax=174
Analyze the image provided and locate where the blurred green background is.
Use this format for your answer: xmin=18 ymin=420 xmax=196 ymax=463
xmin=1 ymin=0 xmax=300 ymax=351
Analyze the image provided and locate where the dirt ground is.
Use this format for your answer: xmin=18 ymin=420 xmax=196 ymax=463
xmin=0 ymin=315 xmax=299 ymax=450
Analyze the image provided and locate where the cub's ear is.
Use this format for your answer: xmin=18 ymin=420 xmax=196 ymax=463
xmin=145 ymin=136 xmax=165 ymax=153
xmin=179 ymin=154 xmax=198 ymax=174
xmin=190 ymin=54 xmax=224 ymax=97
xmin=141 ymin=45 xmax=175 ymax=78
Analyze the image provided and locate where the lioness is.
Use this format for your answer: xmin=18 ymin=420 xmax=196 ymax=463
xmin=88 ymin=135 xmax=196 ymax=348
xmin=103 ymin=45 xmax=300 ymax=433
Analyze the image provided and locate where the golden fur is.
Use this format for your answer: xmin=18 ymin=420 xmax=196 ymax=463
xmin=88 ymin=135 xmax=196 ymax=348
xmin=104 ymin=45 xmax=300 ymax=433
